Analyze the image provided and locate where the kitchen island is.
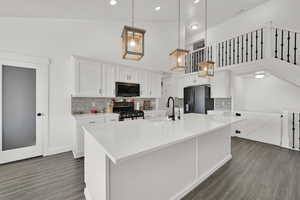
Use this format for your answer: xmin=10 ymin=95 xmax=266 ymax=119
xmin=83 ymin=114 xmax=243 ymax=200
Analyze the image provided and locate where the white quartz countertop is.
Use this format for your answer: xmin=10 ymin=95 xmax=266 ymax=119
xmin=83 ymin=114 xmax=244 ymax=164
xmin=73 ymin=113 xmax=119 ymax=120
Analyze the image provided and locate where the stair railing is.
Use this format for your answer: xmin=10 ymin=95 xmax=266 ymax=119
xmin=288 ymin=112 xmax=300 ymax=150
xmin=185 ymin=24 xmax=300 ymax=74
xmin=272 ymin=27 xmax=299 ymax=65
xmin=216 ymin=28 xmax=265 ymax=68
xmin=185 ymin=45 xmax=214 ymax=73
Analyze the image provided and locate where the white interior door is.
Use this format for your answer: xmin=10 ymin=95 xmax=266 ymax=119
xmin=0 ymin=62 xmax=48 ymax=164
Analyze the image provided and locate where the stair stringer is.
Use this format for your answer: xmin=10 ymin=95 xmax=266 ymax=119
xmin=263 ymin=58 xmax=300 ymax=88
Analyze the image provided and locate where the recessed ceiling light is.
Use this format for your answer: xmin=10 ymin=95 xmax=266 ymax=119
xmin=110 ymin=0 xmax=117 ymax=6
xmin=255 ymin=74 xmax=265 ymax=79
xmin=191 ymin=24 xmax=199 ymax=30
xmin=255 ymin=71 xmax=265 ymax=79
xmin=155 ymin=6 xmax=161 ymax=11
xmin=194 ymin=0 xmax=200 ymax=4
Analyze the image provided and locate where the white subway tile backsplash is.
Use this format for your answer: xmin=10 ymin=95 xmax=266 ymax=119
xmin=214 ymin=98 xmax=232 ymax=111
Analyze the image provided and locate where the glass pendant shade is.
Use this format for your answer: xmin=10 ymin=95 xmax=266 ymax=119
xmin=198 ymin=61 xmax=215 ymax=77
xmin=170 ymin=49 xmax=189 ymax=72
xmin=122 ymin=25 xmax=146 ymax=61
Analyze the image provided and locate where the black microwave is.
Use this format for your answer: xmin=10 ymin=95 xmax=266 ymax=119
xmin=115 ymin=82 xmax=140 ymax=97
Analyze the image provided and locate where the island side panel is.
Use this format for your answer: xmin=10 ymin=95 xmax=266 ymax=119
xmin=109 ymin=126 xmax=232 ymax=200
xmin=197 ymin=125 xmax=232 ymax=181
xmin=170 ymin=125 xmax=232 ymax=200
xmin=109 ymin=139 xmax=197 ymax=200
xmin=84 ymin=131 xmax=110 ymax=200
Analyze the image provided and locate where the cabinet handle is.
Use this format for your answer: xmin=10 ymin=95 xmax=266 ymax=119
xmin=89 ymin=121 xmax=96 ymax=124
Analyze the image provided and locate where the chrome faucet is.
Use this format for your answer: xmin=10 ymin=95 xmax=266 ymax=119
xmin=167 ymin=97 xmax=175 ymax=121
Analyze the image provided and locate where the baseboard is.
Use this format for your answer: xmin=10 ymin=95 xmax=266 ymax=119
xmin=72 ymin=150 xmax=84 ymax=159
xmin=44 ymin=145 xmax=72 ymax=156
xmin=84 ymin=188 xmax=92 ymax=200
xmin=171 ymin=154 xmax=232 ymax=200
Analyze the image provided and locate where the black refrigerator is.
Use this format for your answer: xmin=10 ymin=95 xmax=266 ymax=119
xmin=184 ymin=85 xmax=214 ymax=114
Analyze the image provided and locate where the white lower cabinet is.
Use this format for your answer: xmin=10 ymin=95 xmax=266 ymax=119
xmin=73 ymin=114 xmax=119 ymax=158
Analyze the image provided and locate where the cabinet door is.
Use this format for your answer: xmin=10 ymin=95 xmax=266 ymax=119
xmin=150 ymin=73 xmax=162 ymax=98
xmin=116 ymin=66 xmax=128 ymax=83
xmin=183 ymin=74 xmax=209 ymax=87
xmin=103 ymin=63 xmax=116 ymax=97
xmin=77 ymin=60 xmax=102 ymax=96
xmin=138 ymin=71 xmax=150 ymax=98
xmin=75 ymin=117 xmax=105 ymax=158
xmin=127 ymin=68 xmax=138 ymax=83
xmin=117 ymin=66 xmax=138 ymax=83
xmin=210 ymin=71 xmax=231 ymax=98
xmin=163 ymin=77 xmax=173 ymax=98
xmin=177 ymin=77 xmax=184 ymax=98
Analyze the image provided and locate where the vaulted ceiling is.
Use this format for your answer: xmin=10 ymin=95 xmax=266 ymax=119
xmin=1 ymin=0 xmax=270 ymax=32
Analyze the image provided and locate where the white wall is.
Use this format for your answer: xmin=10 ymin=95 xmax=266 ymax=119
xmin=186 ymin=0 xmax=300 ymax=46
xmin=232 ymin=74 xmax=300 ymax=113
xmin=186 ymin=0 xmax=300 ymax=112
xmin=0 ymin=17 xmax=178 ymax=155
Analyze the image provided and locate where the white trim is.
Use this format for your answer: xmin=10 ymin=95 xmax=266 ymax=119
xmin=72 ymin=150 xmax=84 ymax=159
xmin=44 ymin=145 xmax=72 ymax=156
xmin=0 ymin=51 xmax=50 ymax=162
xmin=171 ymin=154 xmax=232 ymax=200
xmin=72 ymin=55 xmax=165 ymax=74
xmin=84 ymin=188 xmax=93 ymax=200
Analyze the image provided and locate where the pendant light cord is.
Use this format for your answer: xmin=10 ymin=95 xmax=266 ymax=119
xmin=178 ymin=0 xmax=181 ymax=48
xmin=132 ymin=0 xmax=135 ymax=27
xmin=205 ymin=0 xmax=208 ymax=47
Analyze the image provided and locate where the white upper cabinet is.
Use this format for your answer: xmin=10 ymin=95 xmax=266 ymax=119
xmin=138 ymin=70 xmax=150 ymax=98
xmin=149 ymin=73 xmax=162 ymax=98
xmin=210 ymin=71 xmax=231 ymax=98
xmin=163 ymin=76 xmax=184 ymax=99
xmin=116 ymin=66 xmax=138 ymax=83
xmin=183 ymin=74 xmax=209 ymax=87
xmin=73 ymin=56 xmax=162 ymax=98
xmin=75 ymin=59 xmax=103 ymax=96
xmin=103 ymin=63 xmax=116 ymax=97
xmin=176 ymin=76 xmax=184 ymax=98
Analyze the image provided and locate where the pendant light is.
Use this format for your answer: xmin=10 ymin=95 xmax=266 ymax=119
xmin=122 ymin=0 xmax=146 ymax=61
xmin=198 ymin=0 xmax=215 ymax=77
xmin=170 ymin=0 xmax=189 ymax=72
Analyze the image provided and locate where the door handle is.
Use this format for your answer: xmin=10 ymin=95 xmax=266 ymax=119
xmin=37 ymin=113 xmax=43 ymax=117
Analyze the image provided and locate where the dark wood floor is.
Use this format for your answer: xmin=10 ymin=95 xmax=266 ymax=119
xmin=1 ymin=138 xmax=300 ymax=200
xmin=183 ymin=138 xmax=300 ymax=200
xmin=0 ymin=152 xmax=85 ymax=200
